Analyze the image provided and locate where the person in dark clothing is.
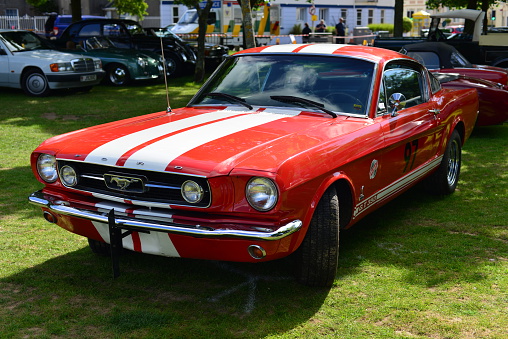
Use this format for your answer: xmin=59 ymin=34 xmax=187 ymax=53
xmin=315 ymin=20 xmax=326 ymax=33
xmin=44 ymin=13 xmax=57 ymax=39
xmin=302 ymin=23 xmax=311 ymax=42
xmin=335 ymin=17 xmax=345 ymax=44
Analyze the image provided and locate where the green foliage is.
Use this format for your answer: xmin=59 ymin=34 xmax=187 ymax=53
xmin=426 ymin=0 xmax=497 ymax=10
xmin=371 ymin=18 xmax=412 ymax=34
xmin=114 ymin=0 xmax=148 ymax=20
xmin=289 ymin=24 xmax=302 ymax=34
xmin=368 ymin=23 xmax=394 ymax=33
xmin=403 ymin=16 xmax=413 ymax=32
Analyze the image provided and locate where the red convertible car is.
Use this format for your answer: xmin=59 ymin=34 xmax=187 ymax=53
xmin=401 ymin=42 xmax=508 ymax=126
xmin=29 ymin=44 xmax=479 ymax=287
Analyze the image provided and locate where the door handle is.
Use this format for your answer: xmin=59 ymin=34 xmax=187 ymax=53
xmin=429 ymin=109 xmax=440 ymax=115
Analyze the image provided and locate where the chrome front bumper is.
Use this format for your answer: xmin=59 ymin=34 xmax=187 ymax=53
xmin=29 ymin=190 xmax=302 ymax=241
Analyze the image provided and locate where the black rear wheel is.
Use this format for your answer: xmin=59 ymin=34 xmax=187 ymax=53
xmin=294 ymin=186 xmax=340 ymax=287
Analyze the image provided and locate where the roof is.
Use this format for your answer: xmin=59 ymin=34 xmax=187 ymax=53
xmin=402 ymin=42 xmax=472 ymax=68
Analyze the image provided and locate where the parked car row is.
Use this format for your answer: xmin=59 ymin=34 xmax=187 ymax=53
xmin=0 ymin=16 xmax=231 ymax=97
xmin=0 ymin=29 xmax=104 ymax=97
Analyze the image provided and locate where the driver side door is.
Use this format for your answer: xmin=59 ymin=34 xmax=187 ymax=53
xmin=377 ymin=61 xmax=443 ymax=196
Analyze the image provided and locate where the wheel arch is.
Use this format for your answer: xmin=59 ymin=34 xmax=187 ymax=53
xmin=451 ymin=119 xmax=466 ymax=146
xmin=491 ymin=57 xmax=508 ymax=68
xmin=20 ymin=66 xmax=46 ymax=87
xmin=302 ymin=174 xmax=355 ymax=232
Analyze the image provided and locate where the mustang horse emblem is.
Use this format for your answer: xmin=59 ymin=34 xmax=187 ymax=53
xmin=111 ymin=177 xmax=138 ymax=190
xmin=103 ymin=174 xmax=144 ymax=193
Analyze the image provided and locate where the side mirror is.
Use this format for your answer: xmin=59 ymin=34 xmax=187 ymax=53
xmin=388 ymin=93 xmax=406 ymax=117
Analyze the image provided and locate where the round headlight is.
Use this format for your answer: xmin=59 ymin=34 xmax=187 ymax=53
xmin=181 ymin=180 xmax=204 ymax=203
xmin=246 ymin=177 xmax=278 ymax=211
xmin=60 ymin=165 xmax=78 ymax=187
xmin=36 ymin=153 xmax=58 ymax=183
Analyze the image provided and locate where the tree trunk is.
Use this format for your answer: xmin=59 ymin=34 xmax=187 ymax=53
xmin=71 ymin=0 xmax=82 ymax=23
xmin=238 ymin=0 xmax=256 ymax=49
xmin=393 ymin=0 xmax=404 ymax=37
xmin=194 ymin=0 xmax=214 ymax=83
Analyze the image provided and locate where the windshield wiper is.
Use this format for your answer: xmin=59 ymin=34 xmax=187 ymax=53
xmin=270 ymin=95 xmax=337 ymax=118
xmin=205 ymin=92 xmax=253 ymax=110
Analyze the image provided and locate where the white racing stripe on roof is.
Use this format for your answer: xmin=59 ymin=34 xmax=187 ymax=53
xmin=122 ymin=112 xmax=288 ymax=171
xmin=260 ymin=44 xmax=303 ymax=53
xmin=84 ymin=109 xmax=246 ymax=166
xmin=260 ymin=44 xmax=347 ymax=55
xmin=297 ymin=44 xmax=347 ymax=54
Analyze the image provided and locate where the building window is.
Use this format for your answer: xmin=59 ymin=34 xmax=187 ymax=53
xmin=172 ymin=7 xmax=179 ymax=24
xmin=407 ymin=10 xmax=415 ymax=18
xmin=5 ymin=9 xmax=19 ymax=16
xmin=368 ymin=10 xmax=374 ymax=25
xmin=381 ymin=10 xmax=385 ymax=24
xmin=356 ymin=9 xmax=362 ymax=26
xmin=341 ymin=9 xmax=347 ymax=22
xmin=296 ymin=8 xmax=306 ymax=22
xmin=319 ymin=8 xmax=328 ymax=23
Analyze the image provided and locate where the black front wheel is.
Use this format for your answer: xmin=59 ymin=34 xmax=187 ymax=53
xmin=106 ymin=64 xmax=130 ymax=86
xmin=425 ymin=130 xmax=462 ymax=195
xmin=162 ymin=52 xmax=183 ymax=78
xmin=294 ymin=186 xmax=340 ymax=287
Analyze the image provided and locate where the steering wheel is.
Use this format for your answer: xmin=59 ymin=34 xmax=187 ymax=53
xmin=324 ymin=92 xmax=363 ymax=113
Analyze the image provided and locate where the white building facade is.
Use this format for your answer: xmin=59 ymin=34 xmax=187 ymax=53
xmin=161 ymin=0 xmax=395 ymax=35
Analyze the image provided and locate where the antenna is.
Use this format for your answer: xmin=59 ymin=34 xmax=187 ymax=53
xmin=160 ymin=36 xmax=172 ymax=113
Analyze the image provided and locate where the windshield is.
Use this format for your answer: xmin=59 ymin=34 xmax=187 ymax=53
xmin=191 ymin=54 xmax=375 ymax=116
xmin=153 ymin=27 xmax=184 ymax=42
xmin=125 ymin=22 xmax=146 ymax=35
xmin=0 ymin=31 xmax=53 ymax=52
xmin=178 ymin=10 xmax=199 ymax=25
xmin=84 ymin=37 xmax=114 ymax=50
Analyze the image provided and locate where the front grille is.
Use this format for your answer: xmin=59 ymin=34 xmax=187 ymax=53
xmin=57 ymin=160 xmax=211 ymax=207
xmin=71 ymin=58 xmax=96 ymax=72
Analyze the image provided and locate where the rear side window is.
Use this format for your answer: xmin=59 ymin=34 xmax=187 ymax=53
xmin=407 ymin=51 xmax=440 ymax=69
xmin=104 ymin=24 xmax=127 ymax=37
xmin=78 ymin=24 xmax=101 ymax=36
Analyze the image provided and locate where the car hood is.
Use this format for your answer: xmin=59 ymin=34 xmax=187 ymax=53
xmin=13 ymin=49 xmax=94 ymax=62
xmin=37 ymin=106 xmax=368 ymax=177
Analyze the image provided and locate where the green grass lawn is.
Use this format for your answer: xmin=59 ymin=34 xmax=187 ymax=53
xmin=1 ymin=79 xmax=507 ymax=338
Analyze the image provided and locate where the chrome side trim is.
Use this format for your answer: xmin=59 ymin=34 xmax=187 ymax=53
xmin=29 ymin=190 xmax=302 ymax=241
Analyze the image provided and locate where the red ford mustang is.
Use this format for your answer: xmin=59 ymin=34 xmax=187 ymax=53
xmin=29 ymin=44 xmax=479 ymax=287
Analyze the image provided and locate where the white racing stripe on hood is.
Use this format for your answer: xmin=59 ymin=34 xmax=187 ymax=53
xmin=85 ymin=109 xmax=246 ymax=166
xmin=123 ymin=111 xmax=288 ymax=171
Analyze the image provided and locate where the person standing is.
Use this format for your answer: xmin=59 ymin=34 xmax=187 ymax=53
xmin=315 ymin=20 xmax=326 ymax=33
xmin=335 ymin=17 xmax=345 ymax=44
xmin=302 ymin=23 xmax=311 ymax=42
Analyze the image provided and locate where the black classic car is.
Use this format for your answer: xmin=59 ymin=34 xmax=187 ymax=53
xmin=54 ymin=19 xmax=196 ymax=77
xmin=144 ymin=27 xmax=229 ymax=68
